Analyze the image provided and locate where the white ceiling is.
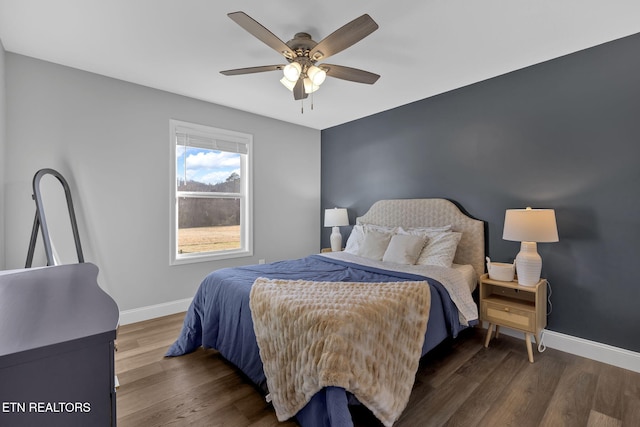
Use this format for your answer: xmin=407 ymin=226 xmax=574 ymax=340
xmin=1 ymin=1 xmax=640 ymax=130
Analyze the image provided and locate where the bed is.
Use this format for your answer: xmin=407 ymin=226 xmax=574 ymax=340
xmin=166 ymin=198 xmax=485 ymax=426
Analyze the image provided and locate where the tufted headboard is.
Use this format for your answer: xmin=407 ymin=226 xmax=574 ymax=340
xmin=356 ymin=198 xmax=486 ymax=279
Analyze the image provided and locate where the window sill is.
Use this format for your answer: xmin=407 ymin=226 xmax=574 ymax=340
xmin=170 ymin=249 xmax=253 ymax=266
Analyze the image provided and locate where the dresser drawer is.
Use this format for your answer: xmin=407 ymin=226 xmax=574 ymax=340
xmin=482 ymin=301 xmax=535 ymax=332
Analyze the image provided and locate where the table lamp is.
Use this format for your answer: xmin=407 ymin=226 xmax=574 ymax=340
xmin=324 ymin=208 xmax=349 ymax=252
xmin=502 ymin=207 xmax=558 ymax=286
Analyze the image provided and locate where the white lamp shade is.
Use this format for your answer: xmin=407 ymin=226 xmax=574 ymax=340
xmin=304 ymin=78 xmax=320 ymax=94
xmin=503 ymin=208 xmax=558 ymax=243
xmin=307 ymin=65 xmax=327 ymax=85
xmin=283 ymin=62 xmax=301 ymax=82
xmin=324 ymin=208 xmax=349 ymax=227
xmin=280 ymin=77 xmax=296 ymax=91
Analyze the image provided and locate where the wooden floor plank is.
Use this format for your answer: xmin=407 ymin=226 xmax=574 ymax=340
xmin=115 ymin=313 xmax=638 ymax=427
xmin=117 ymin=353 xmax=228 ymax=417
xmin=444 ymin=351 xmax=528 ymax=427
xmin=397 ymin=372 xmax=480 ymax=426
xmin=538 ymin=354 xmax=599 ymax=427
xmin=119 ymin=372 xmax=252 ymax=427
xmin=623 ymin=395 xmax=640 ymax=427
xmin=475 ymin=350 xmax=566 ymax=427
xmin=419 ymin=329 xmax=484 ymax=389
xmin=593 ymin=362 xmax=626 ymax=420
xmin=587 ymin=410 xmax=622 ymax=427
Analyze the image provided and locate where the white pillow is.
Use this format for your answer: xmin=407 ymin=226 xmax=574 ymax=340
xmin=382 ymin=234 xmax=427 ymax=265
xmin=417 ymin=231 xmax=462 ymax=267
xmin=344 ymin=225 xmax=365 ymax=254
xmin=345 ymin=224 xmax=397 ymax=254
xmin=356 ymin=229 xmax=393 ymax=261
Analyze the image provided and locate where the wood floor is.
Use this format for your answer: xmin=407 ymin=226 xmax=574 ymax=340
xmin=115 ymin=313 xmax=640 ymax=427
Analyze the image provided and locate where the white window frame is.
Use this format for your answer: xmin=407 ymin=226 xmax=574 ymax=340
xmin=169 ymin=119 xmax=253 ymax=265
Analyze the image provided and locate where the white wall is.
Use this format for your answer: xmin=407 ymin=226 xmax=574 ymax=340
xmin=0 ymin=39 xmax=6 ymax=270
xmin=4 ymin=53 xmax=321 ymax=313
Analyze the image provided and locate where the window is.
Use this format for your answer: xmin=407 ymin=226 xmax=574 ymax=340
xmin=170 ymin=120 xmax=252 ymax=264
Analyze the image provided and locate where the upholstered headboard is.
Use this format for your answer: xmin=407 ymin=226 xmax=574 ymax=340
xmin=356 ymin=199 xmax=486 ymax=279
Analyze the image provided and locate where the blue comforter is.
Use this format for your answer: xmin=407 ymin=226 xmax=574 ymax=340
xmin=166 ymin=255 xmax=463 ymax=426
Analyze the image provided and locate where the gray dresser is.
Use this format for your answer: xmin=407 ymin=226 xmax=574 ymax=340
xmin=0 ymin=263 xmax=119 ymax=426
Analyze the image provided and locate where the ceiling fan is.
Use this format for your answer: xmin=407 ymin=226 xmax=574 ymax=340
xmin=220 ymin=11 xmax=380 ymax=102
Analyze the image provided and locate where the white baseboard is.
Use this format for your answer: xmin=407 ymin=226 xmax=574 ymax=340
xmin=118 ymin=297 xmax=192 ymax=325
xmin=493 ymin=326 xmax=640 ymax=373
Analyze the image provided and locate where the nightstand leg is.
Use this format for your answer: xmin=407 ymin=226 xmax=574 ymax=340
xmin=525 ymin=333 xmax=534 ymax=363
xmin=495 ymin=325 xmax=501 ymax=339
xmin=484 ymin=323 xmax=494 ymax=348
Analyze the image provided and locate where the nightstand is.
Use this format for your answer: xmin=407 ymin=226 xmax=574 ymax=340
xmin=480 ymin=273 xmax=547 ymax=363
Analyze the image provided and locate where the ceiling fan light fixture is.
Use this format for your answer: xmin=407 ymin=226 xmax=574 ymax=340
xmin=222 ymin=11 xmax=380 ymax=107
xmin=304 ymin=78 xmax=320 ymax=94
xmin=280 ymin=77 xmax=296 ymax=91
xmin=283 ymin=62 xmax=302 ymax=82
xmin=307 ymin=65 xmax=327 ymax=86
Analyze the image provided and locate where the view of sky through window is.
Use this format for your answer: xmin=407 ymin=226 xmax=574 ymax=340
xmin=177 ymin=146 xmax=241 ymax=186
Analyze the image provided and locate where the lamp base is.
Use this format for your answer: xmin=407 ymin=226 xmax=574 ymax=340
xmin=515 ymin=242 xmax=542 ymax=286
xmin=330 ymin=226 xmax=342 ymax=252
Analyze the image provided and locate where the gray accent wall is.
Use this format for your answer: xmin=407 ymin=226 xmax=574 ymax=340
xmin=4 ymin=54 xmax=321 ymax=312
xmin=321 ymin=33 xmax=640 ymax=352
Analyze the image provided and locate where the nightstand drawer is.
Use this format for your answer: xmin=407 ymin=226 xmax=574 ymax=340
xmin=483 ymin=301 xmax=535 ymax=332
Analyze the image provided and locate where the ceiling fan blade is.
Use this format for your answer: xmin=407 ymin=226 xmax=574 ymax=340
xmin=309 ymin=14 xmax=378 ymax=61
xmin=228 ymin=12 xmax=295 ymax=59
xmin=220 ymin=65 xmax=285 ymax=76
xmin=293 ymin=79 xmax=308 ymax=100
xmin=322 ymin=64 xmax=380 ymax=84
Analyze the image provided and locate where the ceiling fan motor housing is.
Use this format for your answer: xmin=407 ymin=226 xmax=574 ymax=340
xmin=285 ymin=33 xmax=322 ymax=72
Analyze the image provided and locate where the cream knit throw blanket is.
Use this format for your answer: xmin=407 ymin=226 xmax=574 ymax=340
xmin=250 ymin=278 xmax=431 ymax=427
